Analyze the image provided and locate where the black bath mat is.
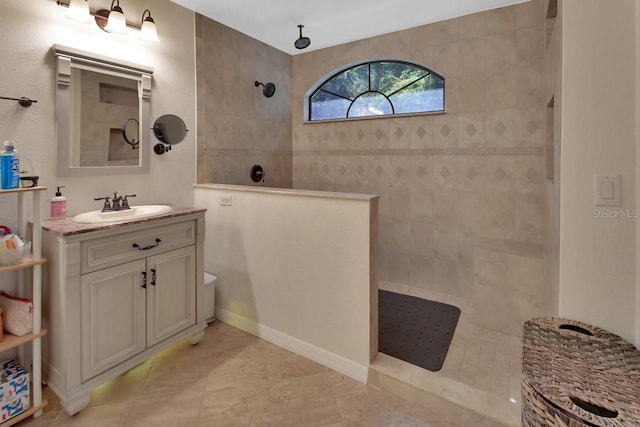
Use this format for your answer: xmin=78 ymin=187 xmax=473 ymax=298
xmin=378 ymin=290 xmax=461 ymax=372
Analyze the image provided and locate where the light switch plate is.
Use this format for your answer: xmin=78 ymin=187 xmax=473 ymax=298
xmin=593 ymin=175 xmax=621 ymax=206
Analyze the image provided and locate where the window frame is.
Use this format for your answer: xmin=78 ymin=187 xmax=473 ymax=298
xmin=304 ymin=58 xmax=445 ymax=123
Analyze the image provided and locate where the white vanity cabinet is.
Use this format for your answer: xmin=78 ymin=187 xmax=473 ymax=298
xmin=41 ymin=207 xmax=206 ymax=415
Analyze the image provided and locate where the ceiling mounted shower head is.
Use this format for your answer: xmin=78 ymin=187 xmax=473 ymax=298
xmin=294 ymin=24 xmax=311 ymax=50
xmin=255 ymin=81 xmax=276 ymax=98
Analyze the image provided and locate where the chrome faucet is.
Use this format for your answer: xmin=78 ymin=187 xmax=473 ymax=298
xmin=95 ymin=193 xmax=137 ymax=212
xmin=111 ymin=192 xmax=123 ymax=210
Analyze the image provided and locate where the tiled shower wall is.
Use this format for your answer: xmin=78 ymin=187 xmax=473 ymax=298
xmin=291 ymin=1 xmax=549 ymax=336
xmin=195 ymin=15 xmax=293 ymax=188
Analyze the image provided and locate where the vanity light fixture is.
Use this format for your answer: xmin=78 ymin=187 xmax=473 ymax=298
xmin=65 ymin=0 xmax=91 ymax=23
xmin=103 ymin=0 xmax=127 ymax=34
xmin=139 ymin=10 xmax=159 ymax=42
xmin=56 ymin=0 xmax=159 ymax=42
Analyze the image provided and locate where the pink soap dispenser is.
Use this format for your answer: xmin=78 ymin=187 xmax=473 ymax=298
xmin=50 ymin=186 xmax=67 ymax=219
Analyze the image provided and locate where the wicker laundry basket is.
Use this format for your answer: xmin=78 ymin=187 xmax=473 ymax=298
xmin=521 ymin=317 xmax=640 ymax=427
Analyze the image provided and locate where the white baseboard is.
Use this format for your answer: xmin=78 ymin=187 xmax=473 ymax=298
xmin=215 ymin=306 xmax=369 ymax=384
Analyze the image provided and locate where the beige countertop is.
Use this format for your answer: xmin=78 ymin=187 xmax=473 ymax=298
xmin=41 ymin=204 xmax=206 ymax=237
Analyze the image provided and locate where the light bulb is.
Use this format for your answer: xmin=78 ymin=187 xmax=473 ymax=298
xmin=105 ymin=6 xmax=127 ymax=33
xmin=66 ymin=0 xmax=91 ymax=23
xmin=139 ymin=12 xmax=159 ymax=42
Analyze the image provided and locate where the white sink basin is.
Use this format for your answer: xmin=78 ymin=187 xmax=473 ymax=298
xmin=72 ymin=205 xmax=172 ymax=224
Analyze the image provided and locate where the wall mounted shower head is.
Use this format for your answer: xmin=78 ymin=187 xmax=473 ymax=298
xmin=294 ymin=24 xmax=310 ymax=50
xmin=255 ymin=81 xmax=276 ymax=98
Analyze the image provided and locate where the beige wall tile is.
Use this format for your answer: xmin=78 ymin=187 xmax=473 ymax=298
xmin=410 ymin=115 xmax=434 ymax=148
xmin=388 ymin=155 xmax=412 ymax=189
xmin=434 ymin=224 xmax=460 ymax=261
xmin=517 ymin=27 xmax=544 ymax=70
xmin=485 ymin=109 xmax=517 ymax=147
xmin=515 ymin=193 xmax=543 ymax=243
xmin=515 ymin=107 xmax=545 ymax=147
xmin=487 ymin=6 xmax=516 ymax=35
xmin=459 ymin=37 xmax=487 ymax=77
xmin=515 ymin=155 xmax=543 ymax=196
xmin=434 ymin=40 xmax=462 ymax=79
xmin=433 ymin=18 xmax=461 ymax=44
xmin=484 ymin=156 xmax=516 ymax=195
xmin=458 ymin=191 xmax=486 ymax=233
xmin=410 ymin=254 xmax=434 ymax=290
xmin=433 ymin=258 xmax=459 ymax=294
xmin=458 ymin=113 xmax=486 ymax=148
xmin=485 ymin=193 xmax=516 ymax=239
xmin=410 ymin=156 xmax=435 ymax=193
xmin=458 ymin=75 xmax=487 ymax=112
xmin=474 ymin=247 xmax=508 ymax=290
xmin=486 ymin=70 xmax=517 ymax=110
xmin=516 ymin=0 xmax=545 ymax=29
xmin=458 ymin=11 xmax=489 ymax=39
xmin=433 ymin=156 xmax=458 ymax=190
xmin=371 ymin=30 xmax=412 ymax=58
xmin=411 ymin=216 xmax=434 ymax=256
xmin=486 ymin=32 xmax=517 ymax=74
xmin=410 ymin=25 xmax=435 ymax=65
xmin=389 ymin=250 xmax=411 ymax=284
xmin=433 ymin=189 xmax=459 ymax=226
xmin=458 ymin=156 xmax=486 ymax=192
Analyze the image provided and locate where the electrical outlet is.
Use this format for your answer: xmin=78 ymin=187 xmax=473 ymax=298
xmin=220 ymin=195 xmax=232 ymax=206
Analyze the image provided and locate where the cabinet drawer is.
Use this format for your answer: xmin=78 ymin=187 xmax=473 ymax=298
xmin=81 ymin=221 xmax=195 ymax=274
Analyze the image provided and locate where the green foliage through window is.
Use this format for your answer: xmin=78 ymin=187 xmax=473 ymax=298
xmin=308 ymin=60 xmax=444 ymax=121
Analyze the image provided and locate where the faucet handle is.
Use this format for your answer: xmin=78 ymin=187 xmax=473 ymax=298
xmin=121 ymin=194 xmax=136 ymax=209
xmin=94 ymin=196 xmax=111 ymax=211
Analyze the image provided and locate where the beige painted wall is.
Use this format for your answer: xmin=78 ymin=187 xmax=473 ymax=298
xmin=194 ymin=185 xmax=377 ymax=379
xmin=560 ymin=0 xmax=636 ymax=343
xmin=195 ymin=15 xmax=292 ymax=188
xmin=0 ymin=0 xmax=196 ymax=225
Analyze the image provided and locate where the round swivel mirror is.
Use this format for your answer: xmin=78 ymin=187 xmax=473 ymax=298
xmin=152 ymin=114 xmax=188 ymax=145
xmin=152 ymin=114 xmax=189 ymax=155
xmin=122 ymin=118 xmax=139 ymax=148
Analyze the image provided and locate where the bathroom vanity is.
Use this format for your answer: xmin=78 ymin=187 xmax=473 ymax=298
xmin=41 ymin=205 xmax=207 ymax=415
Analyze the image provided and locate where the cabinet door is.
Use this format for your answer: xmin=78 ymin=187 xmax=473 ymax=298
xmin=146 ymin=246 xmax=196 ymax=347
xmin=81 ymin=259 xmax=146 ymax=382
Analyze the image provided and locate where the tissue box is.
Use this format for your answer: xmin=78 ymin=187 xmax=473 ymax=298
xmin=0 ymin=395 xmax=29 ymax=422
xmin=0 ymin=359 xmax=30 ymax=422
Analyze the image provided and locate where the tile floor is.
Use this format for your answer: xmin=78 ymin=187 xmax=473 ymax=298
xmin=18 ymin=321 xmax=511 ymax=427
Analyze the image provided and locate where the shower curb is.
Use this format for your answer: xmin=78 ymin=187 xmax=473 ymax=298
xmin=369 ymin=352 xmax=520 ymax=426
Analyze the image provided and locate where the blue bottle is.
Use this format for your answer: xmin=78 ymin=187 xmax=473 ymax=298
xmin=1 ymin=141 xmax=20 ymax=190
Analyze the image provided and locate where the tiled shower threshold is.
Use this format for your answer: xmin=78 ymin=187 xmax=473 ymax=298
xmin=375 ymin=281 xmax=522 ymax=426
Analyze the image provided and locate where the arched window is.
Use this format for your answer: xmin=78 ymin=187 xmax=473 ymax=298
xmin=306 ymin=59 xmax=444 ymax=122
